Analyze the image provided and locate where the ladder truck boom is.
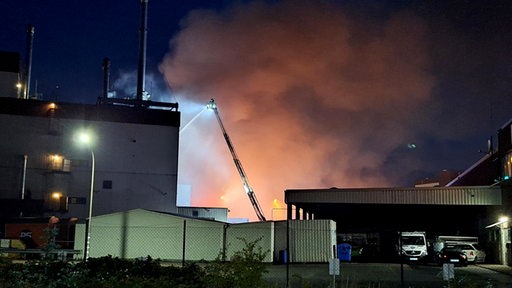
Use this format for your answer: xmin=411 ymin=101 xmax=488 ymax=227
xmin=206 ymin=99 xmax=267 ymax=221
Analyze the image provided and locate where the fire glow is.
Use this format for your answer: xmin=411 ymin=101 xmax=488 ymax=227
xmin=163 ymin=0 xmax=433 ymax=221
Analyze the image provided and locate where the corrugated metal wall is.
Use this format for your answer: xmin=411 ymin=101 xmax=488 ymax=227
xmin=274 ymin=220 xmax=336 ymax=263
xmin=225 ymin=221 xmax=274 ymax=263
xmin=75 ymin=209 xmax=225 ymax=261
xmin=74 ymin=210 xmax=336 ymax=263
xmin=286 ymin=186 xmax=502 ymax=205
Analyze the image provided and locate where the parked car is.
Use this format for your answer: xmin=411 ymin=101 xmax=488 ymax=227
xmin=452 ymin=243 xmax=486 ymax=263
xmin=436 ymin=247 xmax=468 ymax=266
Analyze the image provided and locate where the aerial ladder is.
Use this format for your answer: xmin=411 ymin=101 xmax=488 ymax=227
xmin=206 ymin=99 xmax=267 ymax=221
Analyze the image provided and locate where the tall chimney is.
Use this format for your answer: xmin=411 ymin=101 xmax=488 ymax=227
xmin=101 ymin=57 xmax=111 ymax=103
xmin=24 ymin=24 xmax=35 ymax=99
xmin=136 ymin=0 xmax=148 ymax=102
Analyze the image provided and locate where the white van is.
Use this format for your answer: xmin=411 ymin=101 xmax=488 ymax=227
xmin=398 ymin=231 xmax=428 ymax=262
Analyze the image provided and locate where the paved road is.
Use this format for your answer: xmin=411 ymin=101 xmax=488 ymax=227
xmin=263 ymin=262 xmax=512 ymax=288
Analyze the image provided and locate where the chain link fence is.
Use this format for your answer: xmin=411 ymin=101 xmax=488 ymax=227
xmin=73 ymin=212 xmax=337 ymax=266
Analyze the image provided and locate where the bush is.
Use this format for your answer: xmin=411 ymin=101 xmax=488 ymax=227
xmin=0 ymin=237 xmax=270 ymax=288
xmin=4 ymin=259 xmax=92 ymax=288
xmin=203 ymin=237 xmax=270 ymax=288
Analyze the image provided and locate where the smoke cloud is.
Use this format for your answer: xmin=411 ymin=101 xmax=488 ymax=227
xmin=112 ymin=70 xmax=173 ymax=103
xmin=159 ymin=0 xmax=434 ymax=221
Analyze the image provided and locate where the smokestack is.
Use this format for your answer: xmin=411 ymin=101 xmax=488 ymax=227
xmin=101 ymin=57 xmax=111 ymax=103
xmin=136 ymin=0 xmax=148 ymax=102
xmin=24 ymin=24 xmax=35 ymax=99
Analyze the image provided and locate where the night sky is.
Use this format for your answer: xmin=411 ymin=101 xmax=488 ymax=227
xmin=2 ymin=0 xmax=511 ymax=221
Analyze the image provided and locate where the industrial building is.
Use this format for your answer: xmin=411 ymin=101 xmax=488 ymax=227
xmin=284 ymin=121 xmax=512 ymax=265
xmin=0 ymin=3 xmax=182 ymax=223
xmin=0 ymin=97 xmax=180 ymax=221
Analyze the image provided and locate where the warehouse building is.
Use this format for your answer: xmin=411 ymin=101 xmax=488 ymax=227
xmin=284 ymin=120 xmax=512 ymax=264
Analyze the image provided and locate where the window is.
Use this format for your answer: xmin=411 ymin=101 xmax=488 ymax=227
xmin=502 ymin=152 xmax=512 ymax=180
xmin=47 ymin=154 xmax=71 ymax=172
xmin=63 ymin=159 xmax=71 ymax=172
xmin=68 ymin=197 xmax=86 ymax=204
xmin=103 ymin=180 xmax=112 ymax=189
xmin=48 ymin=154 xmax=63 ymax=170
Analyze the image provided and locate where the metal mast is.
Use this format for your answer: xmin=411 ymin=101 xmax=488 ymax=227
xmin=24 ymin=24 xmax=35 ymax=99
xmin=207 ymin=99 xmax=267 ymax=221
xmin=137 ymin=0 xmax=148 ymax=101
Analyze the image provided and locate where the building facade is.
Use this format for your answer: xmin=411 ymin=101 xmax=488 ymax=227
xmin=0 ymin=97 xmax=181 ymax=222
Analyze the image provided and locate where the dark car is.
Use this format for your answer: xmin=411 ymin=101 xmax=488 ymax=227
xmin=436 ymin=247 xmax=468 ymax=266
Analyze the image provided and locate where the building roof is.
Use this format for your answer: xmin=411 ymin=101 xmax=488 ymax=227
xmin=445 ymin=153 xmax=500 ymax=186
xmin=0 ymin=97 xmax=180 ymax=127
xmin=285 ymin=186 xmax=502 ymax=206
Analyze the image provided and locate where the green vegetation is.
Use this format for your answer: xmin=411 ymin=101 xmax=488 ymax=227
xmin=0 ymin=236 xmax=501 ymax=288
xmin=0 ymin=237 xmax=271 ymax=288
xmin=204 ymin=237 xmax=270 ymax=288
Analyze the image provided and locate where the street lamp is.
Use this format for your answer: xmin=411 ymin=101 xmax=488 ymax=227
xmin=498 ymin=216 xmax=509 ymax=265
xmin=76 ymin=131 xmax=95 ymax=260
xmin=485 ymin=216 xmax=509 ymax=228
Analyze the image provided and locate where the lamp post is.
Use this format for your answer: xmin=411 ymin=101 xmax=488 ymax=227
xmin=77 ymin=132 xmax=95 ymax=260
xmin=85 ymin=149 xmax=95 ymax=259
xmin=499 ymin=216 xmax=509 ymax=265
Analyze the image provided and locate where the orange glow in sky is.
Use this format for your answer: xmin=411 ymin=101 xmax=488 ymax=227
xmin=163 ymin=0 xmax=433 ymax=221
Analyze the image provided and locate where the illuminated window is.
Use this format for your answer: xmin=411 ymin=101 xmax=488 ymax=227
xmin=51 ymin=192 xmax=62 ymax=200
xmin=48 ymin=154 xmax=63 ymax=170
xmin=49 ymin=191 xmax=67 ymax=211
xmin=47 ymin=154 xmax=71 ymax=172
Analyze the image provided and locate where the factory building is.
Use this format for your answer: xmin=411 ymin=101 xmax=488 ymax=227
xmin=0 ymin=96 xmax=180 ymax=222
xmin=0 ymin=9 xmax=182 ymax=224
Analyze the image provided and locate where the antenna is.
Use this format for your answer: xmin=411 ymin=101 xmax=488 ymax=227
xmin=24 ymin=24 xmax=35 ymax=99
xmin=137 ymin=0 xmax=148 ymax=102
